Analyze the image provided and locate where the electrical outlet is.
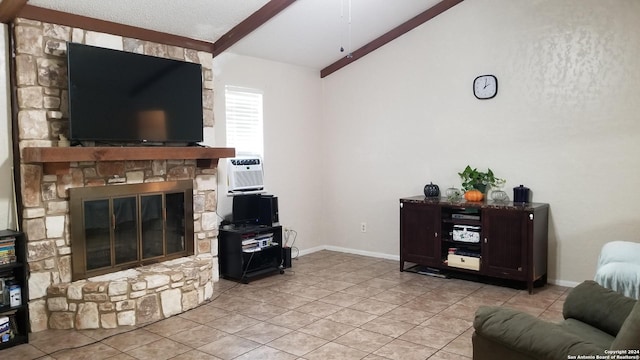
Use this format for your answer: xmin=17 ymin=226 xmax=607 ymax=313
xmin=360 ymin=222 xmax=367 ymax=233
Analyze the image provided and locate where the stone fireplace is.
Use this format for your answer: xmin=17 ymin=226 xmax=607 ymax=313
xmin=11 ymin=17 xmax=227 ymax=331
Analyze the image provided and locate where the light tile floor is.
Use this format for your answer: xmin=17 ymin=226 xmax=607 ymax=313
xmin=1 ymin=250 xmax=569 ymax=360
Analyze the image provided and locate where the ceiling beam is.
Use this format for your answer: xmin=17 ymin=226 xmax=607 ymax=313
xmin=321 ymin=0 xmax=464 ymax=78
xmin=0 ymin=0 xmax=28 ymax=23
xmin=213 ymin=0 xmax=296 ymax=57
xmin=17 ymin=5 xmax=213 ymax=52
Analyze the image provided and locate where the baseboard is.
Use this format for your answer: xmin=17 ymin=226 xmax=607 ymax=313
xmin=547 ymin=278 xmax=580 ymax=288
xmin=297 ymin=245 xmax=579 ymax=288
xmin=296 ymin=245 xmax=399 ymax=261
xmin=296 ymin=245 xmax=325 ymax=257
xmin=323 ymin=245 xmax=400 ymax=261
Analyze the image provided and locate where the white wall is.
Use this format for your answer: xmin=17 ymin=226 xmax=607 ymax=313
xmin=212 ymin=53 xmax=325 ymax=252
xmin=320 ymin=0 xmax=640 ymax=285
xmin=0 ymin=24 xmax=16 ymax=231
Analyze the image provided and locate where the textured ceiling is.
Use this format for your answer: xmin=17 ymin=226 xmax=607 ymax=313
xmin=27 ymin=0 xmax=270 ymax=43
xmin=233 ymin=0 xmax=442 ymax=69
xmin=25 ymin=0 xmax=443 ymax=70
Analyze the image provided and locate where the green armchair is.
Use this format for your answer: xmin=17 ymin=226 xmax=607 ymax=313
xmin=472 ymin=281 xmax=640 ymax=360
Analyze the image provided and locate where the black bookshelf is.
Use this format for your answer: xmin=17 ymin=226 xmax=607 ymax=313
xmin=0 ymin=230 xmax=29 ymax=350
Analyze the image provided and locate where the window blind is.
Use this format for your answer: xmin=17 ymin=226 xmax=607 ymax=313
xmin=225 ymin=86 xmax=264 ymax=157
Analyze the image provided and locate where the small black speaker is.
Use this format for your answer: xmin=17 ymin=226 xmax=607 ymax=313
xmin=282 ymin=247 xmax=292 ymax=268
xmin=258 ymin=195 xmax=279 ymax=226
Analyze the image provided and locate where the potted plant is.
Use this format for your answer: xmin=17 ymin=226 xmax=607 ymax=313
xmin=458 ymin=166 xmax=503 ymax=193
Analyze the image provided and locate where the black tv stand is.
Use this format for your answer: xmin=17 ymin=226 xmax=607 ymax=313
xmin=218 ymin=225 xmax=283 ymax=284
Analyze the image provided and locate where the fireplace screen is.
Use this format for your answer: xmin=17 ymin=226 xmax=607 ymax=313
xmin=70 ymin=181 xmax=194 ymax=280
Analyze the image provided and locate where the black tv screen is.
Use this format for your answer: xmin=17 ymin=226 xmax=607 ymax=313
xmin=67 ymin=42 xmax=204 ymax=144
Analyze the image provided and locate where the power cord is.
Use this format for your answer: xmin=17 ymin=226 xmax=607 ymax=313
xmin=215 ymin=211 xmax=230 ymax=227
xmin=283 ymin=228 xmax=299 ymax=260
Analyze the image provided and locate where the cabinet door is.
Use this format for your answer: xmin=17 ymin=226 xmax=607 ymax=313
xmin=482 ymin=209 xmax=528 ymax=280
xmin=400 ymin=202 xmax=440 ymax=267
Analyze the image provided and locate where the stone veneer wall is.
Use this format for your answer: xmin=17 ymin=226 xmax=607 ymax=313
xmin=12 ymin=18 xmax=219 ymax=331
xmin=45 ymin=257 xmax=214 ymax=330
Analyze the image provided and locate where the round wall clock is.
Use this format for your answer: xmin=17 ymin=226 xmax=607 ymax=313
xmin=473 ymin=75 xmax=498 ymax=99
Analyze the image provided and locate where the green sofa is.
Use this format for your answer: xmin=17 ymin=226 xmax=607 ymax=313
xmin=472 ymin=281 xmax=640 ymax=360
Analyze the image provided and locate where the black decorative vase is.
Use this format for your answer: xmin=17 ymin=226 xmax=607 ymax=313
xmin=424 ymin=182 xmax=440 ymax=198
xmin=513 ymin=185 xmax=530 ymax=203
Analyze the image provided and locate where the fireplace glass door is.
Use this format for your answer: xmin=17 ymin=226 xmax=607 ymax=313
xmin=114 ymin=197 xmax=138 ymax=265
xmin=84 ymin=196 xmax=140 ymax=270
xmin=71 ymin=181 xmax=194 ymax=280
xmin=141 ymin=194 xmax=163 ymax=259
xmin=166 ymin=192 xmax=186 ymax=254
xmin=84 ymin=199 xmax=112 ymax=270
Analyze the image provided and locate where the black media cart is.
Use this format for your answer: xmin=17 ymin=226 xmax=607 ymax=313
xmin=219 ymin=225 xmax=284 ymax=284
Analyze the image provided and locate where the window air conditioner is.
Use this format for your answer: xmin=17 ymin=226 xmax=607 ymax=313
xmin=227 ymin=157 xmax=265 ymax=195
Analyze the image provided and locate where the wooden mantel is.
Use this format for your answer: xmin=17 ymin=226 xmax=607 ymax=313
xmin=22 ymin=146 xmax=236 ymax=174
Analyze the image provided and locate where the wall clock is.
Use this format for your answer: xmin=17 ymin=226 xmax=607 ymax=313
xmin=473 ymin=75 xmax=498 ymax=100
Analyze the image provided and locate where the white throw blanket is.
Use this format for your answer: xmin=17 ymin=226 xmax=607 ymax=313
xmin=594 ymin=241 xmax=640 ymax=299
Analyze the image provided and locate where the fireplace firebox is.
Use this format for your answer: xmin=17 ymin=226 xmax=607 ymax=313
xmin=69 ymin=180 xmax=194 ymax=280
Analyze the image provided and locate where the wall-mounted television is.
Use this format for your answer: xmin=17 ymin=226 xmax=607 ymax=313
xmin=67 ymin=42 xmax=204 ymax=144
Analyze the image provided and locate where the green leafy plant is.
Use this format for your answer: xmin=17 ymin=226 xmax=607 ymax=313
xmin=458 ymin=166 xmax=503 ymax=192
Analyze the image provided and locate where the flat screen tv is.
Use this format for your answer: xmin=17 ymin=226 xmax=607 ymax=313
xmin=67 ymin=42 xmax=204 ymax=144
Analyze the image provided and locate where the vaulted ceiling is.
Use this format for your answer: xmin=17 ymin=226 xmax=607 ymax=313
xmin=1 ymin=0 xmax=462 ymax=77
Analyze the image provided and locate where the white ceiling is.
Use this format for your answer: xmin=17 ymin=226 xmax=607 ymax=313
xmin=25 ymin=0 xmax=442 ymax=70
xmin=233 ymin=0 xmax=442 ymax=69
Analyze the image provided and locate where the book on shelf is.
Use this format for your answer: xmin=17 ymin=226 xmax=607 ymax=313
xmin=242 ymin=240 xmax=260 ymax=252
xmin=0 ymin=246 xmax=15 ymax=253
xmin=0 ymin=240 xmax=16 ymax=265
xmin=0 ymin=238 xmax=16 ymax=253
xmin=241 ymin=239 xmax=257 ymax=246
xmin=0 ymin=256 xmax=17 ymax=265
xmin=0 ymin=259 xmax=16 ymax=266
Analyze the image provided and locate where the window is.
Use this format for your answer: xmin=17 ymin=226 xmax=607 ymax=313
xmin=225 ymin=86 xmax=264 ymax=157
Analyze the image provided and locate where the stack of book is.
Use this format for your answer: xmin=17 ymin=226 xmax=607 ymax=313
xmin=0 ymin=238 xmax=15 ymax=265
xmin=241 ymin=239 xmax=260 ymax=253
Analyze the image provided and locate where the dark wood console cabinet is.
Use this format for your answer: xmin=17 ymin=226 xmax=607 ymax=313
xmin=400 ymin=196 xmax=549 ymax=293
